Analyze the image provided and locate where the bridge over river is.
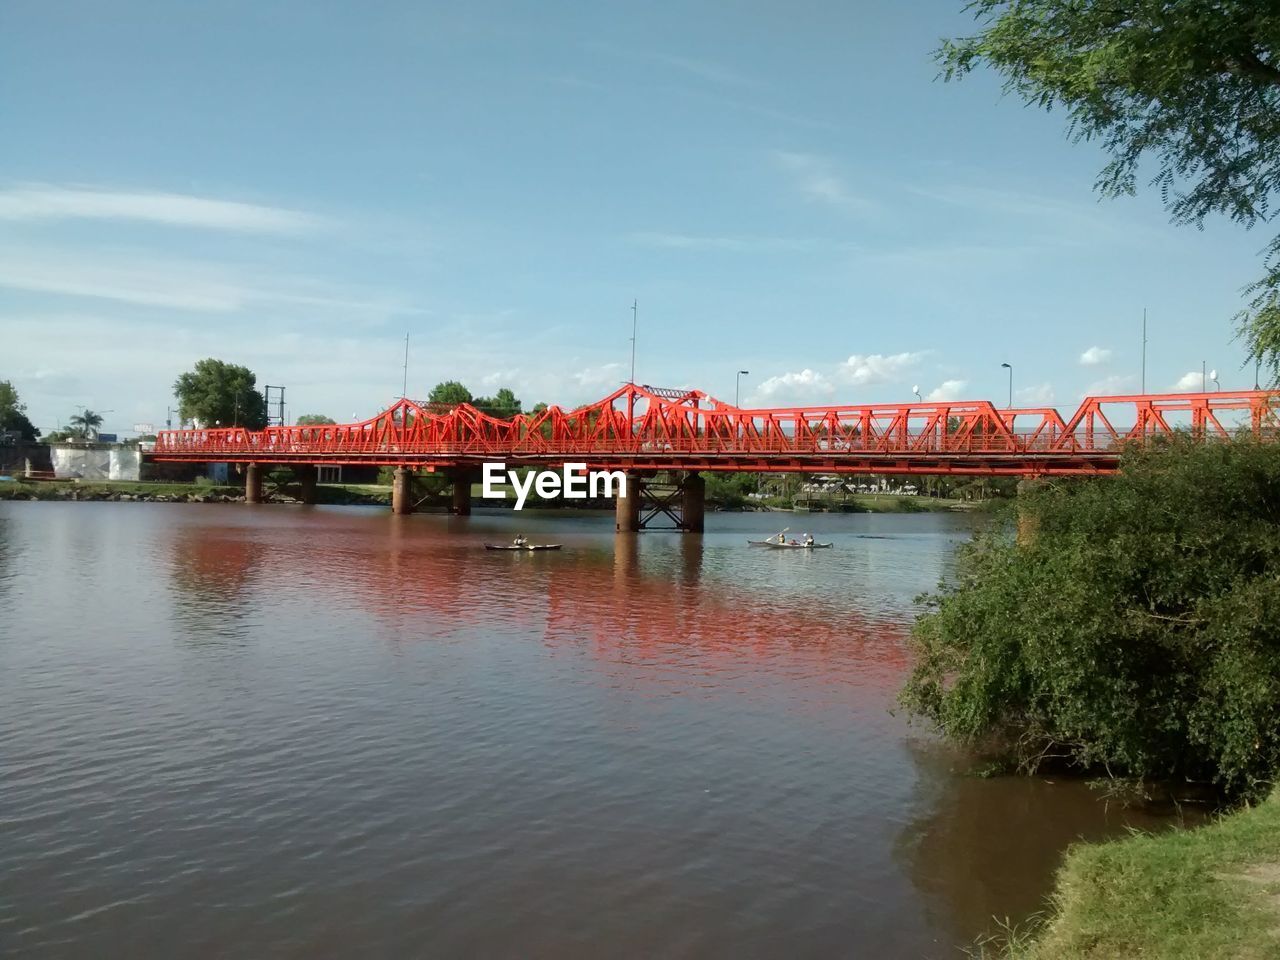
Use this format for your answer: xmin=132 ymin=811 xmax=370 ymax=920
xmin=150 ymin=383 xmax=1278 ymax=530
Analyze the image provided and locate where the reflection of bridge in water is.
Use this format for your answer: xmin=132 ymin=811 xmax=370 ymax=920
xmin=165 ymin=519 xmax=913 ymax=692
xmin=149 ymin=384 xmax=1280 ymax=530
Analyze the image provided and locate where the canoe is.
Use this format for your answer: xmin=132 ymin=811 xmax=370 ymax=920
xmin=484 ymin=543 xmax=562 ymax=551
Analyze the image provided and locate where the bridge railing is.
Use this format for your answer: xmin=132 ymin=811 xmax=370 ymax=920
xmin=151 ymin=389 xmax=1279 ymax=463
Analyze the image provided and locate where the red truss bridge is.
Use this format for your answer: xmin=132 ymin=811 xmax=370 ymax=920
xmin=153 ymin=382 xmax=1278 ymax=477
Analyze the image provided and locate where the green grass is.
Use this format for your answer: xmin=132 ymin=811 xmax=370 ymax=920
xmin=986 ymin=792 xmax=1280 ymax=959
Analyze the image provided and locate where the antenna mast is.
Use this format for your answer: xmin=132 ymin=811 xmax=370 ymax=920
xmin=629 ymin=299 xmax=637 ymax=384
xmin=1141 ymin=308 xmax=1147 ymax=394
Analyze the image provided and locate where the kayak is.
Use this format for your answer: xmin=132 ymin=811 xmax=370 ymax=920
xmin=484 ymin=543 xmax=562 ymax=551
xmin=763 ymin=540 xmax=832 ymax=549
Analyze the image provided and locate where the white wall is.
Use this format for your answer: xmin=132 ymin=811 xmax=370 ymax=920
xmin=50 ymin=444 xmax=141 ymax=481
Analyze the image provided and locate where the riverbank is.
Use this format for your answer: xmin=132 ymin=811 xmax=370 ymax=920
xmin=0 ymin=479 xmax=978 ymax=513
xmin=987 ymin=792 xmax=1280 ymax=959
xmin=0 ymin=480 xmax=247 ymax=502
xmin=788 ymin=493 xmax=975 ymax=513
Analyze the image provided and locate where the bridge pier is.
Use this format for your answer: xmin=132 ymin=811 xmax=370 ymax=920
xmin=296 ymin=464 xmax=318 ymax=505
xmin=245 ymin=462 xmax=264 ymax=504
xmin=615 ymin=471 xmax=642 ymax=532
xmin=392 ymin=467 xmax=413 ymax=515
xmin=450 ymin=472 xmax=473 ymax=516
xmin=680 ymin=472 xmax=705 ymax=533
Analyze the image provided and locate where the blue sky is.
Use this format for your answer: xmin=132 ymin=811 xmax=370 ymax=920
xmin=1 ymin=0 xmax=1268 ymax=434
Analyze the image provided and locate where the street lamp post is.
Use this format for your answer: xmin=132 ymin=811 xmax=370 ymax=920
xmin=1210 ymin=369 xmax=1221 ymax=391
xmin=735 ymin=370 xmax=750 ymax=407
xmin=1000 ymin=363 xmax=1013 ymax=408
xmin=912 ymin=384 xmax=923 ymax=402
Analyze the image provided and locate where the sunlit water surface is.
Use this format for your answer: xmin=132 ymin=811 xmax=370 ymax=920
xmin=0 ymin=503 xmax=1186 ymax=958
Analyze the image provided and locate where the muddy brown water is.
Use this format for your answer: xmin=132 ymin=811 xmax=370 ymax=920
xmin=0 ymin=503 xmax=1192 ymax=958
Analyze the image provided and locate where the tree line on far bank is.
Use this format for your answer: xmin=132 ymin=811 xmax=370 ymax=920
xmin=1 ymin=381 xmax=113 ymax=443
xmin=163 ymin=360 xmax=539 ymax=429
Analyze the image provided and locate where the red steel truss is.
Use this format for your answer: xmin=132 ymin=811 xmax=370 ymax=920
xmin=150 ymin=384 xmax=1280 ymax=477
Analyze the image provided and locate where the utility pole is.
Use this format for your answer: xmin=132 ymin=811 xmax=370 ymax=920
xmin=1202 ymin=360 xmax=1207 ymax=392
xmin=402 ymin=332 xmax=409 ymax=398
xmin=1141 ymin=307 xmax=1147 ymax=394
xmin=629 ymin=300 xmax=638 ymax=385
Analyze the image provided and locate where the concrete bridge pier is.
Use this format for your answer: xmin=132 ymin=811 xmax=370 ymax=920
xmin=615 ymin=472 xmax=642 ymax=532
xmin=449 ymin=471 xmax=475 ymax=516
xmin=392 ymin=467 xmax=414 ymax=515
xmin=680 ymin=472 xmax=705 ymax=533
xmin=245 ymin=462 xmax=264 ymax=504
xmin=295 ymin=464 xmax=318 ymax=505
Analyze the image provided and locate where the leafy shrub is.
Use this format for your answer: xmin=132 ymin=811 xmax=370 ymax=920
xmin=900 ymin=437 xmax=1280 ymax=799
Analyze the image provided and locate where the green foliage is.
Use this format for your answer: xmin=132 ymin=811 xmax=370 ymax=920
xmin=67 ymin=408 xmax=104 ymax=440
xmin=0 ymin=380 xmax=39 ymax=441
xmin=705 ymin=471 xmax=757 ymax=508
xmin=43 ymin=428 xmax=75 ymax=443
xmin=295 ymin=413 xmax=336 ymax=425
xmin=427 ymin=381 xmax=473 ymax=406
xmin=901 ymin=438 xmax=1280 ymax=799
xmin=173 ymin=358 xmax=267 ymax=428
xmin=473 ymin=387 xmax=522 ymax=418
xmin=940 ymin=2 xmax=1280 ymax=379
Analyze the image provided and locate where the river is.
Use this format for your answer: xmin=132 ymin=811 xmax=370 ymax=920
xmin=0 ymin=503 xmax=1187 ymax=958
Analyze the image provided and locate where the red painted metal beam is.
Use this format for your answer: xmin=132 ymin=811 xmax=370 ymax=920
xmin=148 ymin=384 xmax=1279 ymax=477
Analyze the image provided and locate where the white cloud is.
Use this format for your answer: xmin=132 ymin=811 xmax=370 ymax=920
xmin=0 ymin=250 xmax=246 ymax=312
xmin=573 ymin=362 xmax=626 ymax=389
xmin=1015 ymin=382 xmax=1055 ymax=405
xmin=0 ymin=184 xmax=324 ymax=234
xmin=753 ymin=368 xmax=834 ymax=402
xmin=838 ymin=351 xmax=923 ymax=386
xmin=650 ymin=53 xmax=755 ymax=88
xmin=0 ymin=246 xmax=418 ymax=318
xmin=479 ymin=369 xmax=521 ymax=389
xmin=1173 ymin=371 xmax=1204 ymax=392
xmin=925 ymin=379 xmax=969 ymax=402
xmin=773 ymin=151 xmax=871 ymax=213
xmin=628 ymin=231 xmax=824 ymax=253
xmin=1079 ymin=346 xmax=1112 ymax=366
xmin=1084 ymin=374 xmax=1138 ymax=397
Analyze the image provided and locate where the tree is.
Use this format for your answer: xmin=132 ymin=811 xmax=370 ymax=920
xmin=0 ymin=380 xmax=39 ymax=441
xmin=427 ymin=381 xmax=473 ymax=406
xmin=68 ymin=408 xmax=104 ymax=440
xmin=296 ymin=414 xmax=337 ymax=426
xmin=901 ymin=437 xmax=1280 ymax=800
xmin=173 ymin=359 xmax=267 ymax=428
xmin=473 ymin=387 xmax=522 ymax=418
xmin=939 ymin=2 xmax=1280 ymax=379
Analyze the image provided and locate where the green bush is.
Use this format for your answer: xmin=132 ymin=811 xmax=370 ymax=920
xmin=900 ymin=437 xmax=1280 ymax=799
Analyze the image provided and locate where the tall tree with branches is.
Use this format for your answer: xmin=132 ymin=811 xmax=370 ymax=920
xmin=939 ymin=1 xmax=1280 ymax=380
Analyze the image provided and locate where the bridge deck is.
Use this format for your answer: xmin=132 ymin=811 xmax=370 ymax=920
xmin=149 ymin=385 xmax=1278 ymax=477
